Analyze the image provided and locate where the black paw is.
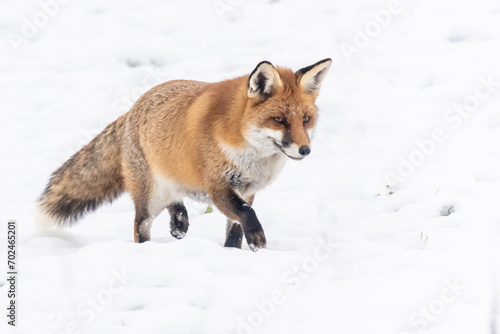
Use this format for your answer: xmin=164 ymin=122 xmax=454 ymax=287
xmin=224 ymin=223 xmax=243 ymax=248
xmin=136 ymin=232 xmax=150 ymax=243
xmin=245 ymin=228 xmax=267 ymax=251
xmin=170 ymin=216 xmax=189 ymax=239
xmin=169 ymin=206 xmax=189 ymax=239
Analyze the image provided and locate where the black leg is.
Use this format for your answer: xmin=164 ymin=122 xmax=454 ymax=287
xmin=224 ymin=220 xmax=243 ymax=248
xmin=211 ymin=189 xmax=266 ymax=251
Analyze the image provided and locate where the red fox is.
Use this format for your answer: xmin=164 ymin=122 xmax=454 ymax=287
xmin=38 ymin=59 xmax=332 ymax=250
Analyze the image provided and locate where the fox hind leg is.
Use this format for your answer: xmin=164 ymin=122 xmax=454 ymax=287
xmin=168 ymin=202 xmax=189 ymax=239
xmin=132 ymin=186 xmax=182 ymax=243
xmin=127 ymin=175 xmax=156 ymax=243
xmin=123 ymin=131 xmax=172 ymax=243
xmin=134 ymin=205 xmax=154 ymax=243
xmin=131 ymin=183 xmax=167 ymax=243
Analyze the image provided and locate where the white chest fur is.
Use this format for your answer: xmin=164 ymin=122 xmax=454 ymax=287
xmin=221 ymin=144 xmax=287 ymax=196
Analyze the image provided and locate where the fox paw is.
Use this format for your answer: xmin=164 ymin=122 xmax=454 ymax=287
xmin=245 ymin=229 xmax=267 ymax=251
xmin=170 ymin=229 xmax=186 ymax=239
xmin=170 ymin=212 xmax=189 ymax=240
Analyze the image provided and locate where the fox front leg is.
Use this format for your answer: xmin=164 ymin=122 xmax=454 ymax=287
xmin=224 ymin=194 xmax=254 ymax=249
xmin=211 ymin=189 xmax=266 ymax=251
xmin=224 ymin=222 xmax=244 ymax=248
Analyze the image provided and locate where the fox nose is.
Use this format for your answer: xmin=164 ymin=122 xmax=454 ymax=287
xmin=299 ymin=145 xmax=311 ymax=156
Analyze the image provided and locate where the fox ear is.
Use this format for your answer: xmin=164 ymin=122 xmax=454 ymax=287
xmin=296 ymin=58 xmax=332 ymax=96
xmin=247 ymin=61 xmax=281 ymax=101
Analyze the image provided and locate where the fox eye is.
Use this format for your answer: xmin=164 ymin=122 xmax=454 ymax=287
xmin=274 ymin=117 xmax=284 ymax=124
xmin=303 ymin=116 xmax=311 ymax=123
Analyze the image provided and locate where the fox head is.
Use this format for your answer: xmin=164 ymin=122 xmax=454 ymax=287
xmin=242 ymin=58 xmax=332 ymax=160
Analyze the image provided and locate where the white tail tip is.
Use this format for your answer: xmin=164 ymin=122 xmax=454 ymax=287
xmin=35 ymin=206 xmax=59 ymax=229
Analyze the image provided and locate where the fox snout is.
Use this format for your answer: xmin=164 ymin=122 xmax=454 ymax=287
xmin=269 ymin=127 xmax=311 ymax=160
xmin=250 ymin=125 xmax=313 ymax=160
xmin=280 ymin=142 xmax=311 ymax=160
xmin=279 ymin=123 xmax=313 ymax=160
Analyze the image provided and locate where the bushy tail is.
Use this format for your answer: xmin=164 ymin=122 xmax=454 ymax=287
xmin=38 ymin=117 xmax=126 ymax=227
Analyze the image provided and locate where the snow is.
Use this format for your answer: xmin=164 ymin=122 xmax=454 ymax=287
xmin=1 ymin=0 xmax=500 ymax=333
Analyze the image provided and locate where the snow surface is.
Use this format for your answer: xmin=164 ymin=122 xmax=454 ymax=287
xmin=1 ymin=0 xmax=500 ymax=333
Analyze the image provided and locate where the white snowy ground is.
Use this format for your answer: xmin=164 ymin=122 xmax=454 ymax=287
xmin=1 ymin=0 xmax=500 ymax=333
